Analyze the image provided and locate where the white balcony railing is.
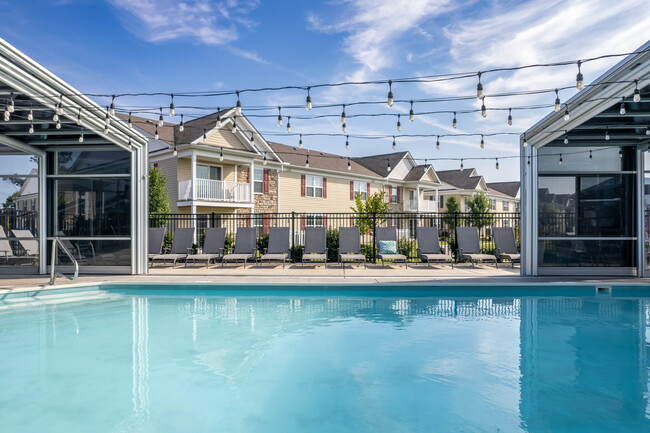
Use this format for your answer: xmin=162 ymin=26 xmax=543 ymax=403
xmin=178 ymin=179 xmax=251 ymax=203
xmin=403 ymin=199 xmax=437 ymax=212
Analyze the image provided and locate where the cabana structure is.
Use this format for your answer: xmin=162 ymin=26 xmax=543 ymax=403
xmin=0 ymin=39 xmax=148 ymax=275
xmin=521 ymin=41 xmax=650 ymax=276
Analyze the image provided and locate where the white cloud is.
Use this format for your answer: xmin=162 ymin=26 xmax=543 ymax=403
xmin=108 ymin=0 xmax=267 ymax=63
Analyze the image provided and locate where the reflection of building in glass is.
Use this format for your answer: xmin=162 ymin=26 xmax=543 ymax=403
xmin=13 ymin=168 xmax=38 ymax=212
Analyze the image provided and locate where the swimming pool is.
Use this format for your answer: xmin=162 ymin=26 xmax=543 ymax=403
xmin=1 ymin=284 xmax=649 ymax=432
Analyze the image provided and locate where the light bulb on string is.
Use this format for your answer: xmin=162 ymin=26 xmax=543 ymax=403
xmin=345 ymin=135 xmax=349 ymax=151
xmin=452 ymin=112 xmax=457 ymax=128
xmin=460 ymin=159 xmax=464 ymax=171
xmin=646 ymin=123 xmax=650 ymax=135
xmin=56 ymin=95 xmax=63 ymax=115
xmin=564 ymin=105 xmax=570 ymax=121
xmin=109 ymin=95 xmax=116 ymax=116
xmin=605 ymin=127 xmax=610 ymax=141
xmin=480 ymin=134 xmax=484 ymax=149
xmin=52 ymin=111 xmax=58 ymax=122
xmin=216 ymin=109 xmax=222 ymax=128
xmin=250 ymin=133 xmax=254 ymax=146
xmin=347 ymin=158 xmax=351 ymax=171
xmin=392 ymin=136 xmax=396 ymax=150
xmin=103 ymin=124 xmax=109 ymax=134
xmin=589 ymin=150 xmax=593 ymax=162
xmin=77 ymin=109 xmax=82 ymax=126
xmin=527 ymin=156 xmax=531 ymax=166
xmin=341 ymin=105 xmax=346 ymax=124
xmin=299 ymin=134 xmax=303 ymax=148
xmin=306 ymin=86 xmax=312 ymax=110
xmin=286 ymin=116 xmax=291 ymax=133
xmin=263 ymin=152 xmax=267 ymax=165
xmin=496 ymin=159 xmax=499 ymax=170
xmin=507 ymin=108 xmax=512 ymax=125
xmin=397 ymin=114 xmax=401 ymax=132
xmin=523 ymin=133 xmax=528 ymax=147
xmin=476 ymin=72 xmax=484 ymax=99
xmin=169 ymin=94 xmax=175 ymax=116
xmin=633 ymin=79 xmax=641 ymax=103
xmin=105 ymin=106 xmax=110 ymax=125
xmin=220 ymin=147 xmax=224 ymax=162
xmin=554 ymin=89 xmax=561 ymax=112
xmin=305 ymin=151 xmax=309 ymax=168
xmin=619 ymin=97 xmax=626 ymax=115
xmin=203 ymin=129 xmax=208 ymax=144
xmin=481 ymin=97 xmax=487 ymax=118
xmin=154 ymin=127 xmax=159 ymax=140
xmin=231 ymin=116 xmax=237 ymax=134
xmin=78 ymin=133 xmax=84 ymax=143
xmin=55 ymin=118 xmax=61 ymax=129
xmin=179 ymin=114 xmax=184 ymax=132
xmin=387 ymin=158 xmax=391 ymax=172
xmin=235 ymin=91 xmax=242 ymax=115
xmin=436 ymin=136 xmax=440 ymax=150
xmin=409 ymin=100 xmax=414 ymax=122
xmin=3 ymin=106 xmax=9 ymax=122
xmin=559 ymin=154 xmax=563 ymax=165
xmin=128 ymin=112 xmax=132 ymax=128
xmin=576 ymin=60 xmax=584 ymax=90
xmin=173 ymin=145 xmax=177 ymax=156
xmin=158 ymin=107 xmax=164 ymax=127
xmin=27 ymin=109 xmax=33 ymax=121
xmin=277 ymin=106 xmax=282 ymax=127
xmin=342 ymin=122 xmax=346 ymax=133
xmin=564 ymin=131 xmax=569 ymax=145
xmin=8 ymin=93 xmax=14 ymax=113
xmin=387 ymin=80 xmax=393 ymax=107
xmin=619 ymin=148 xmax=623 ymax=158
xmin=28 ymin=122 xmax=34 ymax=134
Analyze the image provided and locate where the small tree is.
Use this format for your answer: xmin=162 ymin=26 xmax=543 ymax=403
xmin=350 ymin=191 xmax=388 ymax=234
xmin=465 ymin=192 xmax=494 ymax=229
xmin=443 ymin=195 xmax=461 ymax=232
xmin=149 ymin=167 xmax=171 ymax=227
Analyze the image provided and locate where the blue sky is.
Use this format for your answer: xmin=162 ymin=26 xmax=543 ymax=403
xmin=2 ymin=0 xmax=650 ymax=185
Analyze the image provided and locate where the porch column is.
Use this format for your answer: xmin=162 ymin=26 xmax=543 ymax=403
xmin=190 ymin=154 xmax=197 ymax=223
xmin=416 ymin=186 xmax=420 ymax=213
xmin=249 ymin=161 xmax=255 ymax=210
xmin=435 ymin=188 xmax=439 ymax=212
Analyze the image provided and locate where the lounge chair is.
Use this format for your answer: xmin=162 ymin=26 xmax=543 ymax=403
xmin=455 ymin=227 xmax=498 ymax=268
xmin=338 ymin=227 xmax=366 ymax=268
xmin=11 ymin=229 xmax=39 ymax=264
xmin=222 ymin=227 xmax=257 ymax=267
xmin=185 ymin=227 xmax=226 ymax=268
xmin=301 ymin=227 xmax=327 ymax=266
xmin=148 ymin=227 xmax=166 ymax=265
xmin=260 ymin=227 xmax=291 ymax=267
xmin=0 ymin=226 xmax=14 ymax=263
xmin=492 ymin=227 xmax=520 ymax=268
xmin=150 ymin=228 xmax=194 ymax=267
xmin=417 ymin=227 xmax=453 ymax=268
xmin=376 ymin=227 xmax=407 ymax=268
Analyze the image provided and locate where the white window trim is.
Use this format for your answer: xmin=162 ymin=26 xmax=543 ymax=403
xmin=306 ymin=213 xmax=324 ymax=227
xmin=389 ymin=185 xmax=398 ymax=203
xmin=354 ymin=181 xmax=368 ymax=201
xmin=253 ymin=167 xmax=265 ymax=195
xmin=305 ymin=175 xmax=324 ymax=199
xmin=196 ymin=163 xmax=223 ymax=181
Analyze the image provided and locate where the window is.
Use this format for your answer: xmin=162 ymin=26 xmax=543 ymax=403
xmin=515 ymin=202 xmax=520 ymax=213
xmin=306 ymin=214 xmax=324 ymax=227
xmin=251 ymin=214 xmax=264 ymax=227
xmin=390 ymin=186 xmax=398 ymax=203
xmin=354 ymin=181 xmax=368 ymax=200
xmin=254 ymin=168 xmax=264 ymax=194
xmin=306 ymin=175 xmax=323 ymax=198
xmin=503 ymin=200 xmax=510 ymax=211
xmin=490 ymin=199 xmax=497 ymax=211
xmin=197 ymin=164 xmax=221 ymax=180
xmin=439 ymin=195 xmax=444 ymax=209
xmin=504 ymin=219 xmax=510 ymax=227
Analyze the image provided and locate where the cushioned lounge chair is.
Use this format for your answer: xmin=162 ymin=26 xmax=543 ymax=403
xmin=150 ymin=228 xmax=194 ymax=267
xmin=0 ymin=226 xmax=14 ymax=263
xmin=301 ymin=227 xmax=327 ymax=266
xmin=11 ymin=229 xmax=39 ymax=264
xmin=148 ymin=227 xmax=166 ymax=265
xmin=338 ymin=227 xmax=366 ymax=268
xmin=260 ymin=227 xmax=291 ymax=267
xmin=376 ymin=227 xmax=407 ymax=268
xmin=417 ymin=227 xmax=453 ymax=268
xmin=456 ymin=227 xmax=497 ymax=268
xmin=223 ymin=227 xmax=257 ymax=268
xmin=185 ymin=227 xmax=226 ymax=268
xmin=492 ymin=227 xmax=520 ymax=268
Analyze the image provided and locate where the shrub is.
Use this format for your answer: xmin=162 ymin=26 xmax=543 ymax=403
xmin=224 ymin=234 xmax=235 ymax=253
xmin=398 ymin=238 xmax=417 ymax=260
xmin=361 ymin=244 xmax=374 ymax=261
xmin=326 ymin=229 xmax=339 ymax=262
xmin=257 ymin=233 xmax=269 ymax=255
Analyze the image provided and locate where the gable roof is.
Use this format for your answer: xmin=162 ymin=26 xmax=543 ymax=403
xmin=175 ymin=108 xmax=232 ymax=144
xmin=117 ymin=113 xmax=176 ymax=145
xmin=487 ymin=181 xmax=520 ymax=198
xmin=352 ymin=152 xmax=409 ymax=177
xmin=268 ymin=142 xmax=382 ymax=178
xmin=403 ymin=165 xmax=427 ymax=181
xmin=437 ymin=169 xmax=484 ymax=190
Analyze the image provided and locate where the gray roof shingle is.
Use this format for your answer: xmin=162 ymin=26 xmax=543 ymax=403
xmin=437 ymin=169 xmax=483 ymax=190
xmin=487 ymin=181 xmax=520 ymax=198
xmin=352 ymin=152 xmax=409 ymax=176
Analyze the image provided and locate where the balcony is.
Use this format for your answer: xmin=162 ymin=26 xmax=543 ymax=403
xmin=178 ymin=179 xmax=251 ymax=203
xmin=403 ymin=199 xmax=438 ymax=212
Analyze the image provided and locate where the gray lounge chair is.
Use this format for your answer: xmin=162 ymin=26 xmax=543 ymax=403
xmin=338 ymin=227 xmax=366 ymax=268
xmin=185 ymin=227 xmax=226 ymax=268
xmin=376 ymin=227 xmax=407 ymax=268
xmin=11 ymin=229 xmax=39 ymax=264
xmin=492 ymin=227 xmax=520 ymax=268
xmin=301 ymin=227 xmax=327 ymax=266
xmin=223 ymin=227 xmax=257 ymax=267
xmin=150 ymin=228 xmax=194 ymax=267
xmin=260 ymin=227 xmax=291 ymax=267
xmin=0 ymin=226 xmax=14 ymax=262
xmin=456 ymin=227 xmax=497 ymax=268
xmin=148 ymin=227 xmax=166 ymax=265
xmin=417 ymin=227 xmax=453 ymax=268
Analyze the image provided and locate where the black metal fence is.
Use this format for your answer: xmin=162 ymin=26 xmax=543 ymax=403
xmin=0 ymin=210 xmax=39 ymax=235
xmin=150 ymin=211 xmax=520 ymax=263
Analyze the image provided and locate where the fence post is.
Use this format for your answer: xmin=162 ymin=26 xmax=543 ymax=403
xmin=291 ymin=211 xmax=295 ymax=255
xmin=454 ymin=211 xmax=459 ymax=262
xmin=372 ymin=212 xmax=377 ymax=264
xmin=211 ymin=212 xmax=215 ymax=228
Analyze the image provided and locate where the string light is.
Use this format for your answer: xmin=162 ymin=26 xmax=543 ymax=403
xmin=563 ymin=130 xmax=569 ymax=144
xmin=173 ymin=145 xmax=178 ymax=156
xmin=589 ymin=150 xmax=593 ymax=162
xmin=476 ymin=72 xmax=484 ymax=99
xmin=452 ymin=112 xmax=457 ymax=128
xmin=27 ymin=108 xmax=33 ymax=121
xmin=299 ymin=134 xmax=303 ymax=148
xmin=109 ymin=95 xmax=116 ymax=116
xmin=480 ymin=134 xmax=484 ymax=149
xmin=496 ymin=158 xmax=499 ymax=170
xmin=409 ymin=100 xmax=415 ymax=122
xmin=619 ymin=148 xmax=623 ymax=158
xmin=8 ymin=93 xmax=14 ymax=113
xmin=527 ymin=156 xmax=531 ymax=166
xmin=52 ymin=110 xmax=58 ymax=122
xmin=559 ymin=154 xmax=563 ymax=165
xmin=263 ymin=151 xmax=267 ymax=165
xmin=397 ymin=114 xmax=402 ymax=132
xmin=169 ymin=94 xmax=175 ymax=116
xmin=554 ymin=89 xmax=561 ymax=112
xmin=564 ymin=104 xmax=570 ymax=121
xmin=342 ymin=122 xmax=346 ymax=133
xmin=103 ymin=123 xmax=109 ymax=134
xmin=55 ymin=118 xmax=61 ymax=129
xmin=633 ymin=79 xmax=641 ymax=103
xmin=216 ymin=109 xmax=222 ymax=127
xmin=203 ymin=128 xmax=208 ymax=143
xmin=348 ymin=157 xmax=351 ymax=171
xmin=3 ymin=105 xmax=10 ymax=122
xmin=646 ymin=123 xmax=650 ymax=135
xmin=78 ymin=133 xmax=84 ymax=143
xmin=231 ymin=116 xmax=237 ymax=134
xmin=392 ymin=136 xmax=396 ymax=150
xmin=341 ymin=105 xmax=346 ymax=124
xmin=507 ymin=108 xmax=512 ymax=125
xmin=154 ymin=126 xmax=159 ymax=140
xmin=523 ymin=133 xmax=528 ymax=147
xmin=436 ymin=136 xmax=440 ymax=150
xmin=128 ymin=112 xmax=132 ymax=128
xmin=236 ymin=90 xmax=242 ymax=115
xmin=387 ymin=80 xmax=394 ymax=107
xmin=305 ymin=150 xmax=309 ymax=168
xmin=158 ymin=107 xmax=164 ymax=127
xmin=481 ymin=97 xmax=487 ymax=118
xmin=56 ymin=95 xmax=63 ymax=115
xmin=460 ymin=159 xmax=464 ymax=171
xmin=105 ymin=106 xmax=110 ymax=125
xmin=619 ymin=97 xmax=626 ymax=115
xmin=387 ymin=158 xmax=391 ymax=172
xmin=306 ymin=86 xmax=312 ymax=111
xmin=286 ymin=116 xmax=291 ymax=133
xmin=605 ymin=127 xmax=610 ymax=140
xmin=179 ymin=114 xmax=184 ymax=132
xmin=250 ymin=133 xmax=254 ymax=146
xmin=28 ymin=122 xmax=34 ymax=134
xmin=220 ymin=147 xmax=224 ymax=162
xmin=576 ymin=60 xmax=584 ymax=90
xmin=77 ymin=108 xmax=82 ymax=126
xmin=277 ymin=106 xmax=282 ymax=127
xmin=345 ymin=135 xmax=349 ymax=150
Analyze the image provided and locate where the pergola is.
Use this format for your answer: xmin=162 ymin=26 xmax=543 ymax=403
xmin=0 ymin=38 xmax=149 ymax=275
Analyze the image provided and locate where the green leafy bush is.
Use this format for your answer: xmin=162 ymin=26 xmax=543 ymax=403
xmin=326 ymin=229 xmax=339 ymax=262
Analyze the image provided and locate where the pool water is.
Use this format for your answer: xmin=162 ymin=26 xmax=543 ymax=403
xmin=1 ymin=286 xmax=650 ymax=433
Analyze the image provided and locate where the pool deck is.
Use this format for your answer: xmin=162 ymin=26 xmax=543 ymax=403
xmin=1 ymin=263 xmax=649 ymax=294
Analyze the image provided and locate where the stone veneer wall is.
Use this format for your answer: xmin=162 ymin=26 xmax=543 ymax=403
xmin=254 ymin=168 xmax=278 ymax=213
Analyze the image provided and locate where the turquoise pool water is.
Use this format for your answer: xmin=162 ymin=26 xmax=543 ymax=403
xmin=1 ymin=285 xmax=649 ymax=432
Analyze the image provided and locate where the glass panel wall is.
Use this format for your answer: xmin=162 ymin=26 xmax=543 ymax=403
xmin=537 ymin=146 xmax=636 ymax=268
xmin=0 ymin=153 xmax=39 ymax=270
xmin=47 ymin=150 xmax=131 ymax=268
